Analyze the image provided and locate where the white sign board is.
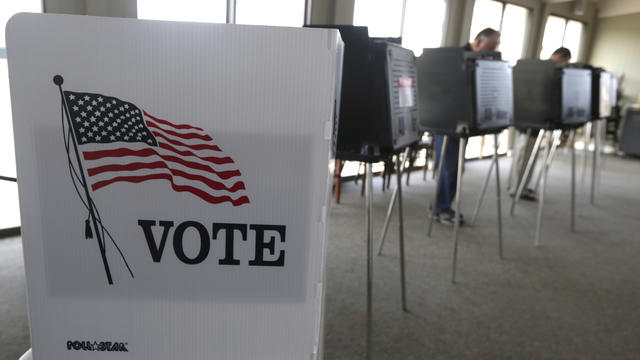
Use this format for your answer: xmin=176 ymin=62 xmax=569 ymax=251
xmin=7 ymin=13 xmax=342 ymax=360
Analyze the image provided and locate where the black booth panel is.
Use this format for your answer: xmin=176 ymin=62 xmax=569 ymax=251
xmin=365 ymin=42 xmax=394 ymax=150
xmin=513 ymin=60 xmax=560 ymax=129
xmin=620 ymin=109 xmax=640 ymax=156
xmin=416 ymin=47 xmax=473 ymax=135
xmin=307 ymin=25 xmax=420 ymax=161
xmin=590 ymin=67 xmax=606 ymax=120
xmin=513 ymin=60 xmax=591 ymax=129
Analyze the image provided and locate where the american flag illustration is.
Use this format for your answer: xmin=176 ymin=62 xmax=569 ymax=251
xmin=63 ymin=91 xmax=250 ymax=206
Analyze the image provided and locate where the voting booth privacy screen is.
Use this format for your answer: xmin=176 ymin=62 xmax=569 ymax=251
xmin=7 ymin=13 xmax=342 ymax=360
xmin=598 ymin=71 xmax=614 ymax=118
xmin=416 ymin=47 xmax=514 ymax=136
xmin=307 ymin=25 xmax=421 ymax=162
xmin=587 ymin=67 xmax=617 ymax=120
xmin=513 ymin=59 xmax=592 ymax=130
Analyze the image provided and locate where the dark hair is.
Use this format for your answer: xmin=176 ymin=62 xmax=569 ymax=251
xmin=552 ymin=47 xmax=572 ymax=60
xmin=474 ymin=28 xmax=500 ymax=40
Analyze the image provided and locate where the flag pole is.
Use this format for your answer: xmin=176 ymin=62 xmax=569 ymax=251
xmin=54 ymin=75 xmax=114 ymax=285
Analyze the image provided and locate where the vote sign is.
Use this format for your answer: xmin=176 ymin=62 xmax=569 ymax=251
xmin=7 ymin=13 xmax=341 ymax=360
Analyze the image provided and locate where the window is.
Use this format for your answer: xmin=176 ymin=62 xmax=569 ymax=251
xmin=1 ymin=0 xmax=41 ymax=231
xmin=236 ymin=0 xmax=305 ymax=27
xmin=353 ymin=0 xmax=448 ymax=55
xmin=353 ymin=0 xmax=405 ymax=38
xmin=137 ymin=0 xmax=226 ymax=23
xmin=540 ymin=15 xmax=584 ymax=61
xmin=469 ymin=0 xmax=530 ymax=65
xmin=401 ymin=0 xmax=448 ymax=56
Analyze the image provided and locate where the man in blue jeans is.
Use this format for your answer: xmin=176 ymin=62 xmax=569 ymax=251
xmin=434 ymin=28 xmax=501 ymax=225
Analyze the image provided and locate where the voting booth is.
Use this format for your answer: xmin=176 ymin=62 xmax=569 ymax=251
xmin=416 ymin=47 xmax=514 ymax=136
xmin=513 ymin=59 xmax=592 ymax=129
xmin=511 ymin=60 xmax=595 ymax=244
xmin=7 ymin=13 xmax=342 ymax=360
xmin=307 ymin=25 xmax=422 ymax=162
xmin=415 ymin=47 xmax=512 ymax=283
xmin=305 ymin=26 xmax=420 ymax=357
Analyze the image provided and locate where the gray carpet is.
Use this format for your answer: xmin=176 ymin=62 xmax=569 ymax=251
xmin=2 ymin=153 xmax=640 ymax=359
xmin=0 ymin=236 xmax=29 ymax=360
xmin=322 ymin=154 xmax=640 ymax=359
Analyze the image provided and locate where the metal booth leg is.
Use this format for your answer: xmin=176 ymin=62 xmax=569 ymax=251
xmin=534 ymin=131 xmax=552 ymax=246
xmin=470 ymin=135 xmax=504 ymax=226
xmin=581 ymin=122 xmax=592 ymax=188
xmin=510 ymin=130 xmax=545 ymax=216
xmin=395 ymin=149 xmax=408 ymax=312
xmin=375 ymin=147 xmax=410 ymax=312
xmin=596 ymin=119 xmax=606 ymax=194
xmin=470 ymin=150 xmax=495 ymax=226
xmin=427 ymin=135 xmax=449 ymax=237
xmin=451 ymin=137 xmax=467 ymax=284
xmin=493 ymin=134 xmax=503 ymax=259
xmin=564 ymin=127 xmax=576 ymax=156
xmin=570 ymin=128 xmax=576 ymax=232
xmin=377 ymin=148 xmax=410 ymax=255
xmin=590 ymin=120 xmax=602 ymax=205
xmin=533 ymin=130 xmax=561 ymax=193
xmin=364 ymin=163 xmax=373 ymax=360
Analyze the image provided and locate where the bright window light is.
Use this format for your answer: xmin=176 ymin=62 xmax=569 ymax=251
xmin=469 ymin=0 xmax=503 ymax=42
xmin=1 ymin=0 xmax=40 ymax=229
xmin=540 ymin=16 xmax=583 ymax=62
xmin=353 ymin=0 xmax=404 ymax=38
xmin=137 ymin=0 xmax=226 ymax=23
xmin=540 ymin=15 xmax=566 ymax=59
xmin=469 ymin=0 xmax=529 ymax=65
xmin=500 ymin=4 xmax=528 ymax=65
xmin=236 ymin=0 xmax=304 ymax=27
xmin=563 ymin=20 xmax=584 ymax=61
xmin=401 ymin=0 xmax=447 ymax=56
xmin=0 ymin=181 xmax=20 ymax=229
xmin=1 ymin=0 xmax=41 ymax=48
xmin=0 ymin=60 xmax=15 ymax=178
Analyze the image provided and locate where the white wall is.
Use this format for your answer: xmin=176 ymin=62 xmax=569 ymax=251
xmin=598 ymin=0 xmax=640 ymax=18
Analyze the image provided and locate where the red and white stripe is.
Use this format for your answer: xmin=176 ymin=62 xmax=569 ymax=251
xmin=79 ymin=111 xmax=250 ymax=206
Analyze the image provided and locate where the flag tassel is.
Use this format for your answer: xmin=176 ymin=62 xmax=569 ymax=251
xmin=85 ymin=218 xmax=93 ymax=239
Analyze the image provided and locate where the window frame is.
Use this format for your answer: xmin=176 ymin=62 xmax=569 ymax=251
xmin=137 ymin=0 xmax=309 ymax=26
xmin=353 ymin=0 xmax=449 ymax=50
xmin=401 ymin=0 xmax=450 ymax=51
xmin=539 ymin=14 xmax=585 ymax=61
xmin=468 ymin=0 xmax=532 ymax=62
